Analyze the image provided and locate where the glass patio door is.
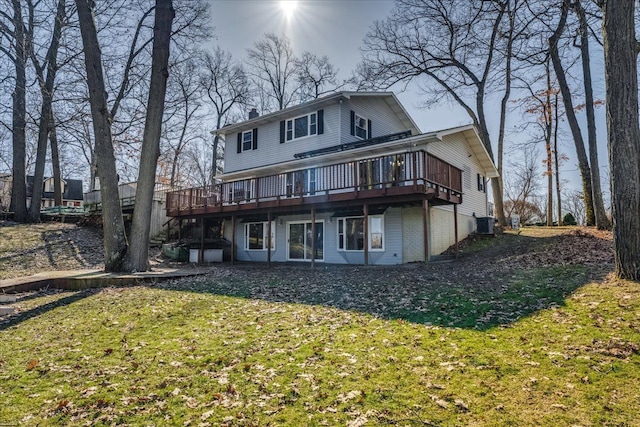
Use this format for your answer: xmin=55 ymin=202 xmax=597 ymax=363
xmin=287 ymin=221 xmax=323 ymax=261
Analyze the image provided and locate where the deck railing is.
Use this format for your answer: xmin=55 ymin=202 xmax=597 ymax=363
xmin=166 ymin=151 xmax=462 ymax=213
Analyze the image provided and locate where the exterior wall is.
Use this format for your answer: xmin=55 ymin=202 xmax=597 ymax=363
xmin=223 ymin=96 xmax=412 ymax=174
xmin=420 ymin=133 xmax=490 ymax=256
xmin=429 ymin=207 xmax=476 ymax=256
xmin=424 ymin=133 xmax=490 ymax=218
xmin=402 ymin=206 xmax=425 ymax=262
xmin=229 ymin=208 xmax=403 ymax=265
xmin=224 ymin=104 xmax=342 ymax=174
xmin=340 ymin=98 xmax=411 ymax=144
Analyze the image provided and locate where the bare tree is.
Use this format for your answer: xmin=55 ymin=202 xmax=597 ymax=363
xmin=562 ymin=189 xmax=586 ymax=226
xmin=359 ymin=0 xmax=530 ymax=227
xmin=124 ymin=0 xmax=174 ymax=272
xmin=548 ymin=0 xmax=597 ymax=227
xmin=76 ymin=0 xmax=128 ymax=271
xmin=296 ymin=52 xmax=341 ymax=101
xmin=0 ymin=0 xmax=29 ymax=221
xmin=504 ymin=143 xmax=541 ymax=224
xmin=247 ymin=33 xmax=299 ymax=112
xmin=515 ymin=57 xmax=558 ymax=226
xmin=26 ymin=0 xmax=67 ymax=222
xmin=600 ymin=0 xmax=640 ymax=280
xmin=161 ymin=57 xmax=205 ymax=187
xmin=573 ymin=0 xmax=609 ymax=230
xmin=201 ymin=48 xmax=250 ymax=179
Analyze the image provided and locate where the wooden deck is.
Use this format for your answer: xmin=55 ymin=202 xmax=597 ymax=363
xmin=166 ymin=150 xmax=462 ymax=219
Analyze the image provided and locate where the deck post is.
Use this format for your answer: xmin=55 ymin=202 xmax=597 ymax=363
xmin=363 ymin=203 xmax=369 ymax=265
xmin=311 ymin=207 xmax=316 ymax=268
xmin=199 ymin=218 xmax=205 ymax=263
xmin=423 ymin=199 xmax=430 ymax=261
xmin=178 ymin=219 xmax=182 ymax=243
xmin=267 ymin=211 xmax=272 ymax=267
xmin=231 ymin=215 xmax=236 ymax=265
xmin=454 ymin=203 xmax=459 ymax=258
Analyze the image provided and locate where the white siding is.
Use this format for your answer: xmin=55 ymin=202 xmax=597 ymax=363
xmin=223 ymin=97 xmax=413 ymax=175
xmin=429 ymin=207 xmax=476 ymax=256
xmin=424 ymin=133 xmax=490 ymax=218
xmin=340 ymin=98 xmax=410 ymax=144
xmin=402 ymin=206 xmax=425 ymax=262
xmin=229 ymin=209 xmax=402 ymax=265
xmin=224 ymin=105 xmax=341 ymax=174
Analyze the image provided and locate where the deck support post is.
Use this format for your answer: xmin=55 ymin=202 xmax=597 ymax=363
xmin=454 ymin=204 xmax=459 ymax=258
xmin=363 ymin=203 xmax=369 ymax=265
xmin=311 ymin=207 xmax=316 ymax=268
xmin=231 ymin=215 xmax=236 ymax=265
xmin=267 ymin=211 xmax=272 ymax=267
xmin=423 ymin=199 xmax=430 ymax=261
xmin=199 ymin=218 xmax=205 ymax=263
xmin=178 ymin=219 xmax=182 ymax=243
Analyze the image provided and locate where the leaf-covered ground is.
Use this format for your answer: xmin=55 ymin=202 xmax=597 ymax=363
xmin=1 ymin=226 xmax=639 ymax=426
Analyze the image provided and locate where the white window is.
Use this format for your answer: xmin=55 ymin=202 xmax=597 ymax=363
xmin=242 ymin=131 xmax=253 ymax=152
xmin=337 ymin=215 xmax=384 ymax=251
xmin=244 ymin=222 xmax=275 ymax=251
xmin=354 ymin=114 xmax=368 ymax=139
xmin=286 ymin=112 xmax=318 ymax=141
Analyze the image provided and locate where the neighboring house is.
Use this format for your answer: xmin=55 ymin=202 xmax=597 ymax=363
xmin=84 ymin=182 xmax=175 ymax=239
xmin=166 ymin=91 xmax=498 ymax=264
xmin=24 ymin=176 xmax=84 ymax=209
xmin=0 ymin=173 xmax=11 ymax=211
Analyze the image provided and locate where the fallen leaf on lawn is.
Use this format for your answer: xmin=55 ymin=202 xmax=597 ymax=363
xmin=26 ymin=359 xmax=39 ymax=371
xmin=201 ymin=410 xmax=214 ymax=420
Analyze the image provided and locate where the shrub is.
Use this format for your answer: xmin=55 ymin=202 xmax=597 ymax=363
xmin=563 ymin=212 xmax=577 ymax=226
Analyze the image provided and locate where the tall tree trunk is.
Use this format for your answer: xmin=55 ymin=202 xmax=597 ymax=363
xmin=49 ymin=109 xmax=63 ymax=207
xmin=496 ymin=0 xmax=516 ymax=227
xmin=575 ymin=1 xmax=610 ymax=230
xmin=553 ymin=91 xmax=562 ymax=225
xmin=9 ymin=0 xmax=28 ymax=222
xmin=76 ymin=0 xmax=128 ymax=271
xmin=28 ymin=0 xmax=66 ymax=221
xmin=601 ymin=0 xmax=640 ymax=280
xmin=545 ymin=60 xmax=553 ymax=226
xmin=124 ymin=0 xmax=174 ymax=272
xmin=549 ymin=0 xmax=595 ymax=226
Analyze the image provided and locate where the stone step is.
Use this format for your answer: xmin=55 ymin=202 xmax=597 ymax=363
xmin=0 ymin=306 xmax=16 ymax=316
xmin=0 ymin=294 xmax=17 ymax=303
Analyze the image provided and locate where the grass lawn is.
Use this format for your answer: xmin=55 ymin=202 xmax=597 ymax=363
xmin=0 ymin=228 xmax=639 ymax=426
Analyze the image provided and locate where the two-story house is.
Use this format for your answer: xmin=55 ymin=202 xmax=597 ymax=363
xmin=166 ymin=92 xmax=498 ymax=265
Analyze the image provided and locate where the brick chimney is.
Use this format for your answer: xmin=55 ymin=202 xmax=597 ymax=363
xmin=248 ymin=108 xmax=259 ymax=120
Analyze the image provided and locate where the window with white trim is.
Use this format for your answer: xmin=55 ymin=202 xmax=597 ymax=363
xmin=244 ymin=222 xmax=275 ymax=250
xmin=337 ymin=215 xmax=384 ymax=251
xmin=242 ymin=130 xmax=253 ymax=152
xmin=286 ymin=112 xmax=318 ymax=141
xmin=354 ymin=113 xmax=368 ymax=139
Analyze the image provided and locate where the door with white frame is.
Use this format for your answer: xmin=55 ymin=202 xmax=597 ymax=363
xmin=287 ymin=220 xmax=324 ymax=261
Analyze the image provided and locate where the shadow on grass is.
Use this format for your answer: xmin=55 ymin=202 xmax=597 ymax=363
xmin=0 ymin=230 xmax=609 ymax=331
xmin=170 ymin=263 xmax=593 ymax=331
xmin=0 ymin=290 xmax=95 ymax=332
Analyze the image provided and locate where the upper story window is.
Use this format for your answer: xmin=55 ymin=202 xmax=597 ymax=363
xmin=354 ymin=114 xmax=368 ymax=139
xmin=287 ymin=112 xmax=317 ymax=141
xmin=236 ymin=128 xmax=258 ymax=153
xmin=280 ymin=109 xmax=324 ymax=143
xmin=350 ymin=110 xmax=371 ymax=140
xmin=242 ymin=131 xmax=253 ymax=151
xmin=477 ymin=174 xmax=486 ymax=193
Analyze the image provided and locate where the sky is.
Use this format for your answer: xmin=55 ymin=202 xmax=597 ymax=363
xmin=209 ymin=0 xmax=470 ymax=129
xmin=209 ymin=0 xmax=609 ymax=198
